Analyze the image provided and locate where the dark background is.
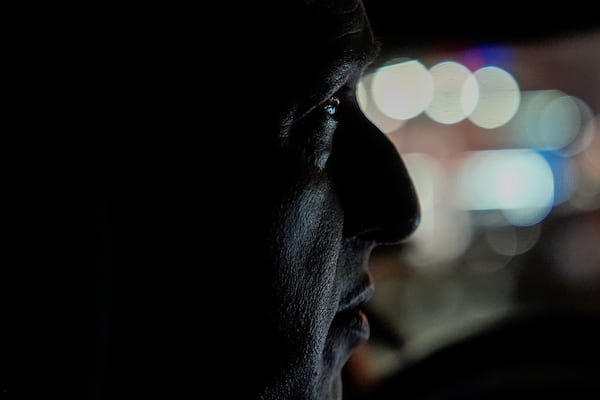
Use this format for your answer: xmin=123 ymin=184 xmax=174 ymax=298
xmin=364 ymin=3 xmax=600 ymax=57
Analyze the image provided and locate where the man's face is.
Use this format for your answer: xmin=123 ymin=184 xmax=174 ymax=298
xmin=238 ymin=1 xmax=420 ymax=399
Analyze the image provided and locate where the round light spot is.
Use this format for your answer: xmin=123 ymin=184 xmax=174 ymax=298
xmin=468 ymin=66 xmax=520 ymax=129
xmin=371 ymin=60 xmax=434 ymax=120
xmin=426 ymin=61 xmax=478 ymax=124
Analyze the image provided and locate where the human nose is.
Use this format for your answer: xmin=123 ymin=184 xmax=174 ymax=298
xmin=332 ymin=112 xmax=420 ymax=244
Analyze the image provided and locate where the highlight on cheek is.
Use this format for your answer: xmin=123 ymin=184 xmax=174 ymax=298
xmin=312 ymin=118 xmax=338 ymax=170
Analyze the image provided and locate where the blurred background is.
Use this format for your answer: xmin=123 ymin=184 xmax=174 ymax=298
xmin=343 ymin=4 xmax=600 ymax=398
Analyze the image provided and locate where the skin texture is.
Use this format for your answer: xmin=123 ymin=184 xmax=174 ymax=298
xmin=5 ymin=1 xmax=418 ymax=399
xmin=230 ymin=2 xmax=420 ymax=399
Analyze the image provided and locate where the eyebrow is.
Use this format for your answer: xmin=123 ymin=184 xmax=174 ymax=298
xmin=336 ymin=23 xmax=382 ymax=82
xmin=339 ymin=9 xmax=382 ymax=71
xmin=279 ymin=6 xmax=381 ymax=127
xmin=280 ymin=45 xmax=378 ymax=129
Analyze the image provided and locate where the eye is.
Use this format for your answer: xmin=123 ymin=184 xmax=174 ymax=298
xmin=323 ymin=96 xmax=340 ymax=116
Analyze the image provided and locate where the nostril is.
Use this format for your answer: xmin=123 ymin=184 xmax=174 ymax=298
xmin=343 ymin=196 xmax=421 ymax=244
xmin=363 ymin=212 xmax=420 ymax=245
xmin=338 ymin=161 xmax=421 ymax=244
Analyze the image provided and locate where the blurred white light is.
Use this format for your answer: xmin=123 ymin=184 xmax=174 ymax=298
xmin=582 ymin=114 xmax=600 ymax=171
xmin=505 ymin=91 xmax=594 ymax=152
xmin=403 ymin=153 xmax=472 ymax=269
xmin=426 ymin=61 xmax=479 ymax=124
xmin=496 ymin=154 xmax=552 ymax=209
xmin=453 ymin=149 xmax=554 ymax=225
xmin=507 ymin=90 xmax=566 ymax=148
xmin=561 ymin=97 xmax=596 ymax=156
xmin=357 ymin=75 xmax=406 ymax=133
xmin=468 ymin=66 xmax=520 ymax=129
xmin=569 ymin=114 xmax=600 ymax=210
xmin=371 ymin=60 xmax=434 ymax=120
xmin=502 ymin=206 xmax=552 ymax=226
xmin=485 ymin=226 xmax=518 ymax=256
xmin=485 ymin=224 xmax=541 ymax=256
xmin=539 ymin=95 xmax=583 ymax=150
xmin=357 ymin=78 xmax=369 ymax=110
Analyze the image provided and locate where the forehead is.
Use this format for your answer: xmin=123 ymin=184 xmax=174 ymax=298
xmin=278 ymin=1 xmax=376 ymax=58
xmin=246 ymin=1 xmax=377 ymax=68
xmin=249 ymin=1 xmax=379 ymax=122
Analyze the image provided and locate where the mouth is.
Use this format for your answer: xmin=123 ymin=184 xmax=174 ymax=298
xmin=335 ymin=307 xmax=371 ymax=341
xmin=335 ymin=281 xmax=375 ymax=341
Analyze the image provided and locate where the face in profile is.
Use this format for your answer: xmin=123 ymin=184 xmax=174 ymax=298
xmin=5 ymin=1 xmax=417 ymax=399
xmin=227 ymin=1 xmax=420 ymax=399
xmin=62 ymin=2 xmax=419 ymax=399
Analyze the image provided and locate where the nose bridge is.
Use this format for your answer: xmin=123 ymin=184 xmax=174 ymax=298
xmin=334 ymin=116 xmax=420 ymax=244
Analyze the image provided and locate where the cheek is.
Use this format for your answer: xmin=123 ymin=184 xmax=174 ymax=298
xmin=270 ymin=180 xmax=344 ymax=334
xmin=276 ymin=179 xmax=343 ymax=275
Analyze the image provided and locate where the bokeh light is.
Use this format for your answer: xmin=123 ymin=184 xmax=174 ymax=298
xmin=452 ymin=149 xmax=554 ymax=226
xmin=468 ymin=66 xmax=520 ymax=129
xmin=402 ymin=153 xmax=473 ymax=269
xmin=371 ymin=60 xmax=434 ymax=120
xmin=485 ymin=224 xmax=541 ymax=257
xmin=425 ymin=61 xmax=479 ymax=124
xmin=507 ymin=90 xmax=593 ymax=152
xmin=357 ymin=74 xmax=406 ymax=133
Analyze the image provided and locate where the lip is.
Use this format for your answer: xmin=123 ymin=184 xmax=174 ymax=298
xmin=335 ymin=307 xmax=371 ymax=341
xmin=335 ymin=278 xmax=375 ymax=341
xmin=337 ymin=282 xmax=374 ymax=314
